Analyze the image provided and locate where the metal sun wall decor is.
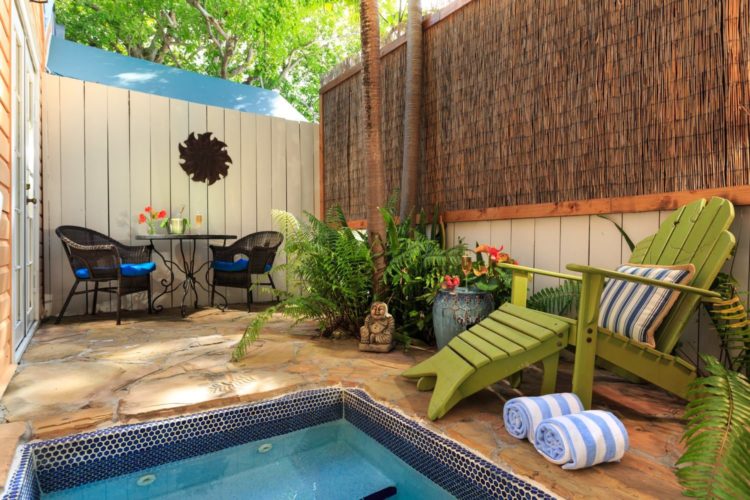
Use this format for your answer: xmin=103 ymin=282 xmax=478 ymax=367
xmin=179 ymin=132 xmax=232 ymax=185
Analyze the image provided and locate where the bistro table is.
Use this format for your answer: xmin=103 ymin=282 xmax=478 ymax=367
xmin=136 ymin=233 xmax=236 ymax=317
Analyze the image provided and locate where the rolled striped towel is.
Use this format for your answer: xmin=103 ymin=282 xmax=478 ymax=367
xmin=533 ymin=410 xmax=629 ymax=470
xmin=502 ymin=393 xmax=584 ymax=440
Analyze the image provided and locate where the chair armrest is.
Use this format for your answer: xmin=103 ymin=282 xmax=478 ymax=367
xmin=566 ymin=264 xmax=721 ymax=299
xmin=210 ymin=244 xmax=243 ymax=262
xmin=61 ymin=238 xmax=121 ymax=278
xmin=494 ymin=263 xmax=580 ymax=307
xmin=496 ymin=262 xmax=582 ymax=282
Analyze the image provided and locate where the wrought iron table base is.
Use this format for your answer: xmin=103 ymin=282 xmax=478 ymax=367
xmin=149 ymin=239 xmax=229 ymax=317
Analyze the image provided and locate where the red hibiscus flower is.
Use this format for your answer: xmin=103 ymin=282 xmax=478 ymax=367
xmin=475 ymin=244 xmax=505 ymax=263
xmin=157 ymin=210 xmax=167 ymax=219
xmin=138 ymin=213 xmax=147 ymax=224
xmin=144 ymin=206 xmax=152 ymax=213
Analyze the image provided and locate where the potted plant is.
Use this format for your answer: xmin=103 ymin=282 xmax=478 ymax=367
xmin=432 ymin=245 xmax=516 ymax=349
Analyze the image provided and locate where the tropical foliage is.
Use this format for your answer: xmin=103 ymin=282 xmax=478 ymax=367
xmin=527 ymin=280 xmax=581 ymax=317
xmin=281 ymin=207 xmax=373 ymax=334
xmin=56 ymin=0 xmax=452 ymax=122
xmin=379 ymin=206 xmax=464 ymax=344
xmin=676 ymin=355 xmax=750 ymax=498
xmin=55 ymin=0 xmax=361 ymax=120
xmin=705 ymin=273 xmax=750 ymax=376
xmin=233 ymin=204 xmax=467 ymax=358
xmin=232 ymin=208 xmax=372 ymax=360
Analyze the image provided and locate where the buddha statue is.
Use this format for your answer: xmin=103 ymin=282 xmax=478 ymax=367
xmin=359 ymin=302 xmax=395 ymax=353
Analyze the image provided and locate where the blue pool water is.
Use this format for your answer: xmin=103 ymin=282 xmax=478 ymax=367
xmin=44 ymin=420 xmax=454 ymax=500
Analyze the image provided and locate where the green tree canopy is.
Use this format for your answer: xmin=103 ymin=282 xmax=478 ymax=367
xmin=55 ymin=0 xmax=361 ymax=121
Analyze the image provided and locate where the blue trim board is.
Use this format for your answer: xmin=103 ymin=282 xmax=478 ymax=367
xmin=47 ymin=37 xmax=307 ymax=122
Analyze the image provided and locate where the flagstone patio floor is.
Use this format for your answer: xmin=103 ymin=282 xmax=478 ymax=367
xmin=0 ymin=307 xmax=686 ymax=499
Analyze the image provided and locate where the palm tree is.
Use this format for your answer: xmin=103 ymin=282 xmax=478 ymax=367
xmin=360 ymin=0 xmax=387 ymax=294
xmin=399 ymin=0 xmax=422 ymax=220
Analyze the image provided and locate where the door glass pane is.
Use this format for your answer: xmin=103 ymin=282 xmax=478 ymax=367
xmin=12 ymin=34 xmax=24 ymax=337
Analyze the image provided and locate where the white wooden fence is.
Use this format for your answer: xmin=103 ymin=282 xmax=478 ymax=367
xmin=43 ymin=74 xmax=319 ymax=317
xmin=447 ymin=207 xmax=750 ymax=369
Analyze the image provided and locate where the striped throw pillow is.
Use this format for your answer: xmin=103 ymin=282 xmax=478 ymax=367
xmin=598 ymin=264 xmax=695 ymax=347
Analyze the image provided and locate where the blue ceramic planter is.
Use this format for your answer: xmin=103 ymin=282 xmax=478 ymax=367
xmin=433 ymin=287 xmax=495 ymax=349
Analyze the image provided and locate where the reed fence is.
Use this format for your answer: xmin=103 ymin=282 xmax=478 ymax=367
xmin=321 ymin=0 xmax=750 ymax=220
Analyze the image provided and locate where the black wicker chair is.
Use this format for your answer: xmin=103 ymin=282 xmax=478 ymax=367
xmin=56 ymin=226 xmax=156 ymax=325
xmin=209 ymin=231 xmax=283 ymax=310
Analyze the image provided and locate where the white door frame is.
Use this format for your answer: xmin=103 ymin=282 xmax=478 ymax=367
xmin=10 ymin=0 xmax=41 ymax=361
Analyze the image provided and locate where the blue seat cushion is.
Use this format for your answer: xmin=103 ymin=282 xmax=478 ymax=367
xmin=212 ymin=258 xmax=249 ymax=272
xmin=74 ymin=262 xmax=156 ymax=279
xmin=212 ymin=259 xmax=272 ymax=273
xmin=121 ymin=262 xmax=157 ymax=277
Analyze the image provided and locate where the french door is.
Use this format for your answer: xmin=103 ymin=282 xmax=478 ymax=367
xmin=10 ymin=4 xmax=40 ymax=359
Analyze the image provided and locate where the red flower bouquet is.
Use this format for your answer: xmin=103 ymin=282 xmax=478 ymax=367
xmin=138 ymin=206 xmax=167 ymax=234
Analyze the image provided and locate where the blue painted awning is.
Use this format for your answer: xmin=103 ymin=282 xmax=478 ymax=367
xmin=47 ymin=37 xmax=307 ymax=122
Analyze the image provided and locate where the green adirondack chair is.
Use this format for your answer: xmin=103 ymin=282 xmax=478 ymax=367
xmin=403 ymin=197 xmax=734 ymax=419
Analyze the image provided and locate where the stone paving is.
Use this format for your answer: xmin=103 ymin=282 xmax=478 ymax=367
xmin=0 ymin=307 xmax=687 ymax=499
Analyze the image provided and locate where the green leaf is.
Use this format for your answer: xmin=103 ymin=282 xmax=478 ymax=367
xmin=527 ymin=280 xmax=581 ymax=316
xmin=596 ymin=214 xmax=636 ymax=251
xmin=474 ymin=281 xmax=499 ymax=292
xmin=675 ymin=355 xmax=750 ymax=498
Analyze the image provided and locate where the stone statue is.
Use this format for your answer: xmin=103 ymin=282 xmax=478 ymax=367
xmin=359 ymin=302 xmax=395 ymax=353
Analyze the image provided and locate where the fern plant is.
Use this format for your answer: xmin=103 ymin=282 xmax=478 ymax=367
xmin=379 ymin=206 xmax=465 ymax=345
xmin=527 ymin=280 xmax=581 ymax=317
xmin=232 ymin=207 xmax=373 ymax=360
xmin=704 ymin=273 xmax=750 ymax=376
xmin=676 ymin=355 xmax=750 ymax=498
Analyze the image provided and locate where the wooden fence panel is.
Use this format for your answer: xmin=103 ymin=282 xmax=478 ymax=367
xmin=168 ymin=99 xmax=190 ymax=310
xmin=42 ymin=76 xmax=316 ymax=317
xmin=321 ymin=0 xmax=744 ymax=220
xmin=149 ymin=95 xmax=172 ymax=308
xmin=301 ymin=122 xmax=315 ymax=217
xmin=59 ymin=77 xmax=86 ymax=314
xmin=82 ymin=82 xmax=109 ymax=311
xmin=42 ymin=74 xmax=62 ymax=314
xmin=240 ymin=113 xmax=257 ymax=237
xmin=188 ymin=103 xmax=209 ymax=306
xmin=271 ymin=117 xmax=288 ymax=293
xmin=224 ymin=109 xmax=243 ymax=305
xmin=533 ymin=218 xmax=561 ymax=293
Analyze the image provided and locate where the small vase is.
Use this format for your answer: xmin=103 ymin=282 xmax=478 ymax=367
xmin=146 ymin=225 xmax=156 ymax=235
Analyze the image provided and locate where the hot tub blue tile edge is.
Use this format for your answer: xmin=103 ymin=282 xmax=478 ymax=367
xmin=3 ymin=386 xmax=558 ymax=500
xmin=343 ymin=389 xmax=555 ymax=500
xmin=2 ymin=446 xmax=39 ymax=500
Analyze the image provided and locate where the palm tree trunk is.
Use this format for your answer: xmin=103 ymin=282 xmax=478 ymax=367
xmin=360 ymin=0 xmax=387 ymax=295
xmin=399 ymin=0 xmax=423 ymax=220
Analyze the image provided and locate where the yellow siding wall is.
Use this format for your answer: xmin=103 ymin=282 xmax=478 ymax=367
xmin=0 ymin=0 xmax=45 ymax=395
xmin=0 ymin=0 xmax=13 ymax=391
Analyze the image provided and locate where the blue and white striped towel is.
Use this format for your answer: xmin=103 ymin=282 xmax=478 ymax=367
xmin=502 ymin=393 xmax=584 ymax=440
xmin=533 ymin=410 xmax=629 ymax=470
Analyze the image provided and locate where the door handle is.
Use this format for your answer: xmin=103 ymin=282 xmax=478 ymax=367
xmin=26 ymin=197 xmax=37 ymax=205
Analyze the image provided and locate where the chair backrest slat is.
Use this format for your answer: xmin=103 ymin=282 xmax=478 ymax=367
xmin=627 ymin=197 xmax=735 ymax=353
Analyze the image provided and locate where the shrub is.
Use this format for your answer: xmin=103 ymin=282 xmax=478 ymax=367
xmin=379 ymin=207 xmax=465 ymax=345
xmin=232 ymin=207 xmax=372 ymax=360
